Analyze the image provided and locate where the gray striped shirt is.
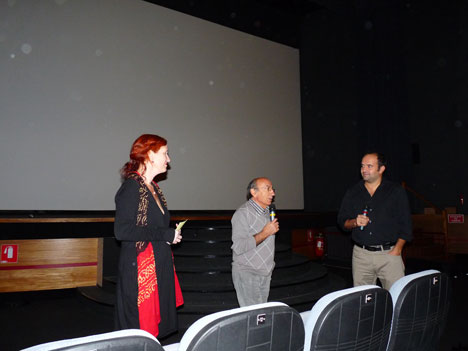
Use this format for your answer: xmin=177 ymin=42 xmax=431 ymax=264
xmin=231 ymin=199 xmax=275 ymax=276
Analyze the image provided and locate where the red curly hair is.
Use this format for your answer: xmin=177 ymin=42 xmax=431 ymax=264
xmin=120 ymin=134 xmax=167 ymax=179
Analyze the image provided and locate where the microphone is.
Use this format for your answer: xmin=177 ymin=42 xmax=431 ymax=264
xmin=269 ymin=204 xmax=276 ymax=222
xmin=360 ymin=205 xmax=368 ymax=230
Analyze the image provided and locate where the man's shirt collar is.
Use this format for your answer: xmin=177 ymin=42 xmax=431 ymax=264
xmin=249 ymin=198 xmax=269 ymax=215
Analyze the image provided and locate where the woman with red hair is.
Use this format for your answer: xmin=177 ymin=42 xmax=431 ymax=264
xmin=114 ymin=134 xmax=183 ymax=339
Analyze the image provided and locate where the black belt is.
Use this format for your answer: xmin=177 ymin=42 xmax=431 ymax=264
xmin=355 ymin=242 xmax=395 ymax=251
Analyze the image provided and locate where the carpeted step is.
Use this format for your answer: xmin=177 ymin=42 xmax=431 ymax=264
xmin=177 ymin=261 xmax=328 ymax=292
xmin=172 ymin=242 xmax=291 ymax=257
xmin=174 ymin=253 xmax=311 ymax=273
xmin=180 ymin=227 xmax=232 ymax=242
xmin=176 ymin=272 xmax=347 ymax=314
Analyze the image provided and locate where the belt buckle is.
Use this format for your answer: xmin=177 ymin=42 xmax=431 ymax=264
xmin=367 ymin=244 xmax=383 ymax=251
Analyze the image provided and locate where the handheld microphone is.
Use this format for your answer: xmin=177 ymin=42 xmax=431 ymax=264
xmin=269 ymin=204 xmax=276 ymax=222
xmin=360 ymin=205 xmax=368 ymax=230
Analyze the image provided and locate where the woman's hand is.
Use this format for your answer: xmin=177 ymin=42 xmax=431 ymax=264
xmin=172 ymin=229 xmax=182 ymax=244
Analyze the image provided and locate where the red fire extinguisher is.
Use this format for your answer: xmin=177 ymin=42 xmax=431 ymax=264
xmin=315 ymin=233 xmax=325 ymax=258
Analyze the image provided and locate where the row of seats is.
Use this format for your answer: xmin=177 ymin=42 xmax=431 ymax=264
xmin=22 ymin=269 xmax=451 ymax=351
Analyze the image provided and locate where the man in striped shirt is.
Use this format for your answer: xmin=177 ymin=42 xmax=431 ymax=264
xmin=231 ymin=177 xmax=279 ymax=307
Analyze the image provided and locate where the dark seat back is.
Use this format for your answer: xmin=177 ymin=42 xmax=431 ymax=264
xmin=302 ymin=285 xmax=393 ymax=351
xmin=386 ymin=269 xmax=451 ymax=351
xmin=177 ymin=302 xmax=305 ymax=351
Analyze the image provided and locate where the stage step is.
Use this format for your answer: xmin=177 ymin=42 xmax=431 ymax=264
xmin=174 ymin=251 xmax=311 ymax=273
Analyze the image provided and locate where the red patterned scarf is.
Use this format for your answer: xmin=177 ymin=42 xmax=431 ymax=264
xmin=136 ymin=242 xmax=160 ymax=336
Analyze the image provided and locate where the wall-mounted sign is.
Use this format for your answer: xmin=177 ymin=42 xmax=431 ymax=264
xmin=1 ymin=244 xmax=18 ymax=263
xmin=448 ymin=214 xmax=464 ymax=224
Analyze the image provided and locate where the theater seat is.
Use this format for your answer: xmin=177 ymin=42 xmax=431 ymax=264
xmin=386 ymin=269 xmax=451 ymax=351
xmin=163 ymin=302 xmax=304 ymax=351
xmin=301 ymin=285 xmax=393 ymax=351
xmin=21 ymin=329 xmax=163 ymax=351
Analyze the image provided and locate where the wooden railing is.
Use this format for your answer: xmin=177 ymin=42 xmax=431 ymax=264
xmin=401 ymin=182 xmax=442 ymax=213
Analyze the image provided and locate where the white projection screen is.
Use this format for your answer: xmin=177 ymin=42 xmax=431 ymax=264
xmin=0 ymin=0 xmax=303 ymax=211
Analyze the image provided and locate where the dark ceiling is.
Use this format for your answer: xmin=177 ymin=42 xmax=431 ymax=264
xmin=143 ymin=0 xmax=349 ymax=48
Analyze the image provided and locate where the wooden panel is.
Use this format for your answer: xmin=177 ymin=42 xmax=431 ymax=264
xmin=97 ymin=238 xmax=104 ymax=287
xmin=291 ymin=229 xmax=309 ymax=247
xmin=0 ymin=238 xmax=98 ymax=292
xmin=447 ymin=222 xmax=468 ymax=254
xmin=0 ymin=266 xmax=97 ymax=292
xmin=291 ymin=228 xmax=324 ymax=260
xmin=291 ymin=228 xmax=322 ymax=247
xmin=412 ymin=214 xmax=446 ymax=233
xmin=0 ymin=239 xmax=98 ymax=266
xmin=402 ymin=212 xmax=448 ymax=260
xmin=411 ymin=212 xmax=468 ymax=256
